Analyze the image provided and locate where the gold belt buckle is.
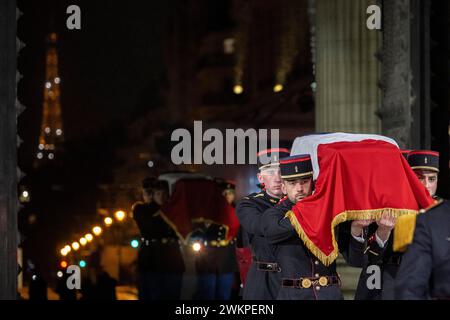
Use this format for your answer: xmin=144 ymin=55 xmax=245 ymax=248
xmin=318 ymin=276 xmax=328 ymax=287
xmin=301 ymin=278 xmax=312 ymax=289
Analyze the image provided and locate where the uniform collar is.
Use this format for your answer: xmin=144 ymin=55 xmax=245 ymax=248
xmin=263 ymin=191 xmax=280 ymax=204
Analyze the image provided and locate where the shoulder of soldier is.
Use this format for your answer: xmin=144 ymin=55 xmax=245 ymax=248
xmin=421 ymin=198 xmax=445 ymax=213
xmin=239 ymin=192 xmax=265 ymax=201
xmin=131 ymin=201 xmax=146 ymax=212
xmin=418 ymin=199 xmax=448 ymax=224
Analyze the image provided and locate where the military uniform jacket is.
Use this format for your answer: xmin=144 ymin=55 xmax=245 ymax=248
xmin=236 ymin=191 xmax=280 ymax=300
xmin=395 ymin=200 xmax=450 ymax=299
xmin=261 ymin=199 xmax=367 ymax=300
xmin=132 ymin=202 xmax=185 ymax=273
xmin=192 ymin=221 xmax=238 ymax=274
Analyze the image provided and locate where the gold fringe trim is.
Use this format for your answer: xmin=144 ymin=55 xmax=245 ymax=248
xmin=285 ymin=207 xmax=418 ymax=266
xmin=393 ymin=214 xmax=417 ymax=252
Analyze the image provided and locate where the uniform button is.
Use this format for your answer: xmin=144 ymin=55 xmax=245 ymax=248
xmin=314 ymin=261 xmax=319 ymax=265
xmin=315 ymin=273 xmax=319 ymax=277
xmin=316 ymin=286 xmax=321 ymax=291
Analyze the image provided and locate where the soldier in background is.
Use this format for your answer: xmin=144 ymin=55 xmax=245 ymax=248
xmin=132 ymin=178 xmax=185 ymax=300
xmin=236 ymin=148 xmax=290 ymax=300
xmin=408 ymin=150 xmax=441 ymax=200
xmin=354 ymin=150 xmax=440 ymax=300
xmin=192 ymin=179 xmax=238 ymax=300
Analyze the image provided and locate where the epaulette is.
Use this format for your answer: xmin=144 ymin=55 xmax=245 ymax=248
xmin=420 ymin=198 xmax=444 ymax=213
xmin=269 ymin=198 xmax=278 ymax=203
xmin=253 ymin=193 xmax=264 ymax=198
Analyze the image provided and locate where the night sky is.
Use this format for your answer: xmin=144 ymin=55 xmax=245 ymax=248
xmin=17 ymin=0 xmax=167 ymax=167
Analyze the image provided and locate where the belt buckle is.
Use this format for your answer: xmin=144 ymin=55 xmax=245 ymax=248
xmin=318 ymin=276 xmax=328 ymax=287
xmin=301 ymin=278 xmax=312 ymax=289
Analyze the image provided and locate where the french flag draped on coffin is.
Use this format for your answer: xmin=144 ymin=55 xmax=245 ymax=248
xmin=287 ymin=133 xmax=434 ymax=266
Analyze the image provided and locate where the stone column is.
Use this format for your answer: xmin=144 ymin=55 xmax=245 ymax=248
xmin=314 ymin=0 xmax=381 ymax=133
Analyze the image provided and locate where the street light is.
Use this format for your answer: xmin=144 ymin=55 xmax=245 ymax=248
xmin=104 ymin=217 xmax=113 ymax=226
xmin=85 ymin=233 xmax=93 ymax=242
xmin=114 ymin=210 xmax=126 ymax=222
xmin=79 ymin=237 xmax=87 ymax=246
xmin=63 ymin=245 xmax=71 ymax=253
xmin=273 ymin=84 xmax=283 ymax=93
xmin=60 ymin=248 xmax=68 ymax=256
xmin=92 ymin=226 xmax=102 ymax=236
xmin=72 ymin=242 xmax=80 ymax=251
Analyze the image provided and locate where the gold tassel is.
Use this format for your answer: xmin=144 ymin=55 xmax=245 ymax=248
xmin=393 ymin=214 xmax=417 ymax=252
xmin=285 ymin=208 xmax=419 ymax=266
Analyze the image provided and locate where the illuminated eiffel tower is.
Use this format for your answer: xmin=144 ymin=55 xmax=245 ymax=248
xmin=36 ymin=33 xmax=64 ymax=165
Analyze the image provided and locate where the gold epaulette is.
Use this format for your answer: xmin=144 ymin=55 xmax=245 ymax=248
xmin=393 ymin=199 xmax=444 ymax=252
xmin=253 ymin=193 xmax=264 ymax=198
xmin=420 ymin=198 xmax=444 ymax=213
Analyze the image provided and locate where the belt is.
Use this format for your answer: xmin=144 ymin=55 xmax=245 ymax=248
xmin=254 ymin=261 xmax=281 ymax=272
xmin=386 ymin=255 xmax=402 ymax=266
xmin=141 ymin=238 xmax=180 ymax=246
xmin=282 ymin=275 xmax=341 ymax=289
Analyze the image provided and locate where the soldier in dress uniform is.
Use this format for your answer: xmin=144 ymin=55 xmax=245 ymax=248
xmin=132 ymin=178 xmax=185 ymax=300
xmin=235 ymin=148 xmax=290 ymax=300
xmin=191 ymin=219 xmax=238 ymax=300
xmin=395 ymin=199 xmax=450 ymax=299
xmin=260 ymin=155 xmax=369 ymax=300
xmin=354 ymin=150 xmax=439 ymax=300
xmin=191 ymin=179 xmax=238 ymax=300
xmin=407 ymin=150 xmax=441 ymax=200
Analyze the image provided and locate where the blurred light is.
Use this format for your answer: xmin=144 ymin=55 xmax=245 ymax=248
xmin=71 ymin=242 xmax=80 ymax=251
xmin=130 ymin=239 xmax=139 ymax=248
xmin=192 ymin=242 xmax=202 ymax=252
xmin=45 ymin=81 xmax=51 ymax=89
xmin=57 ymin=271 xmax=63 ymax=278
xmin=38 ymin=144 xmax=44 ymax=150
xmin=60 ymin=261 xmax=68 ymax=268
xmin=147 ymin=160 xmax=153 ymax=168
xmin=60 ymin=248 xmax=68 ymax=256
xmin=104 ymin=217 xmax=113 ymax=226
xmin=233 ymin=85 xmax=243 ymax=95
xmin=32 ymin=275 xmax=37 ymax=281
xmin=273 ymin=84 xmax=283 ymax=93
xmin=22 ymin=191 xmax=29 ymax=198
xmin=311 ymin=82 xmax=317 ymax=91
xmin=114 ymin=210 xmax=126 ymax=222
xmin=92 ymin=226 xmax=102 ymax=236
xmin=79 ymin=260 xmax=86 ymax=268
xmin=85 ymin=234 xmax=93 ymax=242
xmin=44 ymin=127 xmax=51 ymax=134
xmin=48 ymin=153 xmax=54 ymax=160
xmin=37 ymin=153 xmax=43 ymax=159
xmin=79 ymin=237 xmax=87 ymax=246
xmin=54 ymin=77 xmax=60 ymax=84
xmin=64 ymin=245 xmax=71 ymax=253
xmin=56 ymin=129 xmax=62 ymax=136
xmin=223 ymin=38 xmax=235 ymax=54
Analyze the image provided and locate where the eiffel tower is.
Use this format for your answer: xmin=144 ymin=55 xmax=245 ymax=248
xmin=36 ymin=33 xmax=64 ymax=166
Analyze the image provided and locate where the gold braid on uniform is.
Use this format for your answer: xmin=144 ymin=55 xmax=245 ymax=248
xmin=285 ymin=208 xmax=419 ymax=266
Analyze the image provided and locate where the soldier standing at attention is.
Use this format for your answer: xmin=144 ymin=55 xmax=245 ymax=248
xmin=236 ymin=148 xmax=290 ymax=300
xmin=132 ymin=178 xmax=185 ymax=300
